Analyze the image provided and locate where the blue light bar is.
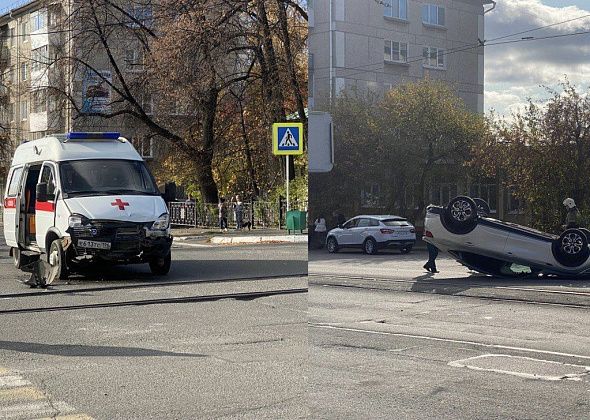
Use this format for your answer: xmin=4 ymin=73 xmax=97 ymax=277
xmin=66 ymin=132 xmax=121 ymax=140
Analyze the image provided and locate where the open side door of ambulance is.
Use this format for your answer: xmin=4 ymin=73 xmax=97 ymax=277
xmin=3 ymin=166 xmax=24 ymax=248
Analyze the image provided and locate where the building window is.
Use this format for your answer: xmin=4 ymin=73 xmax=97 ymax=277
xmin=422 ymin=46 xmax=445 ymax=68
xmin=469 ymin=183 xmax=498 ymax=213
xmin=9 ymin=28 xmax=15 ymax=47
xmin=20 ymin=101 xmax=28 ymax=120
xmin=134 ymin=137 xmax=153 ymax=159
xmin=422 ymin=4 xmax=445 ymax=26
xmin=384 ymin=40 xmax=408 ymax=63
xmin=335 ymin=77 xmax=345 ymax=97
xmin=21 ymin=63 xmax=28 ymax=81
xmin=142 ymin=94 xmax=153 ymax=115
xmin=506 ymin=187 xmax=524 ymax=214
xmin=126 ymin=5 xmax=153 ymax=28
xmin=430 ymin=183 xmax=458 ymax=206
xmin=31 ymin=10 xmax=47 ymax=32
xmin=31 ymin=89 xmax=47 ymax=113
xmin=20 ymin=21 xmax=28 ymax=39
xmin=32 ymin=46 xmax=49 ymax=72
xmin=361 ymin=184 xmax=382 ymax=208
xmin=384 ymin=0 xmax=407 ymax=20
xmin=125 ymin=49 xmax=144 ymax=71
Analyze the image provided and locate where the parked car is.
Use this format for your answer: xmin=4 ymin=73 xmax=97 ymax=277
xmin=326 ymin=215 xmax=416 ymax=254
xmin=424 ymin=195 xmax=590 ymax=277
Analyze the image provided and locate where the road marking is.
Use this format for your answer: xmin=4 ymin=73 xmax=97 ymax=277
xmin=0 ymin=375 xmax=32 ymax=388
xmin=0 ymin=386 xmax=45 ymax=402
xmin=309 ymin=323 xmax=590 ymax=361
xmin=449 ymin=354 xmax=590 ymax=381
xmin=0 ymin=366 xmax=94 ymax=419
xmin=0 ymin=401 xmax=75 ymax=418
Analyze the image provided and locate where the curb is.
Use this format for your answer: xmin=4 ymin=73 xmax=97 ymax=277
xmin=210 ymin=235 xmax=308 ymax=244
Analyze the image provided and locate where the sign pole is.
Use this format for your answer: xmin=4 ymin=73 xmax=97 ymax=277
xmin=286 ymin=156 xmax=290 ymax=212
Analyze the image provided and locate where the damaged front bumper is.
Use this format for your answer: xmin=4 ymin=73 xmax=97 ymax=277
xmin=66 ymin=220 xmax=172 ymax=263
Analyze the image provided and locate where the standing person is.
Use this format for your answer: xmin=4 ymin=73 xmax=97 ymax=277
xmin=314 ymin=215 xmax=327 ymax=249
xmin=218 ymin=198 xmax=228 ymax=232
xmin=233 ymin=195 xmax=244 ymax=230
xmin=563 ymin=198 xmax=581 ymax=229
xmin=423 ymin=242 xmax=439 ymax=273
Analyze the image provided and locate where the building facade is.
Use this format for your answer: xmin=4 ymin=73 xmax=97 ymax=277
xmin=0 ymin=0 xmax=158 ymax=166
xmin=307 ymin=1 xmax=529 ymax=224
xmin=308 ymin=0 xmax=494 ymax=112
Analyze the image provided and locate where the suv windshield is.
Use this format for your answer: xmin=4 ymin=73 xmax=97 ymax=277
xmin=59 ymin=159 xmax=159 ymax=197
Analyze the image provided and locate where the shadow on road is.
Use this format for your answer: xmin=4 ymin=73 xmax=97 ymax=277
xmin=0 ymin=340 xmax=206 ymax=358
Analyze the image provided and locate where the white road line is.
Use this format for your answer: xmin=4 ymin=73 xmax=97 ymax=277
xmin=448 ymin=354 xmax=590 ymax=381
xmin=309 ymin=323 xmax=590 ymax=361
xmin=0 ymin=400 xmax=75 ymax=418
xmin=0 ymin=375 xmax=31 ymax=388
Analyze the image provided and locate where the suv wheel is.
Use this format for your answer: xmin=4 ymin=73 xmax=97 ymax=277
xmin=326 ymin=236 xmax=339 ymax=253
xmin=552 ymin=228 xmax=590 ymax=267
xmin=363 ymin=238 xmax=378 ymax=255
xmin=442 ymin=196 xmax=479 ymax=235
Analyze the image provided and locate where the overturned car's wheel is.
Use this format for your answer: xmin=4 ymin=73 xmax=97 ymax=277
xmin=473 ymin=198 xmax=491 ymax=217
xmin=149 ymin=251 xmax=172 ymax=275
xmin=442 ymin=196 xmax=478 ymax=235
xmin=552 ymin=228 xmax=590 ymax=267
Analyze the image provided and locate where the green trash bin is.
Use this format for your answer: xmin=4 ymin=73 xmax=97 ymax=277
xmin=286 ymin=210 xmax=307 ymax=234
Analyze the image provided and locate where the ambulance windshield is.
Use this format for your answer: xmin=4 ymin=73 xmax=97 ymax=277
xmin=59 ymin=159 xmax=159 ymax=197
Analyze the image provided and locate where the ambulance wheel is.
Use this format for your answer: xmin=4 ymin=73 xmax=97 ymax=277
xmin=47 ymin=239 xmax=69 ymax=283
xmin=149 ymin=251 xmax=171 ymax=275
xmin=13 ymin=248 xmax=39 ymax=270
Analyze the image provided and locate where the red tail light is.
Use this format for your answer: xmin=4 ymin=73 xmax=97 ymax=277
xmin=424 ymin=230 xmax=433 ymax=238
xmin=380 ymin=229 xmax=395 ymax=234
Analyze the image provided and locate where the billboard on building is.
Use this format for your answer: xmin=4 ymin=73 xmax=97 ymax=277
xmin=81 ymin=70 xmax=112 ymax=113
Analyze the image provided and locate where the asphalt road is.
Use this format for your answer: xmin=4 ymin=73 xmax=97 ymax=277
xmin=309 ymin=248 xmax=590 ymax=419
xmin=0 ymin=241 xmax=308 ymax=419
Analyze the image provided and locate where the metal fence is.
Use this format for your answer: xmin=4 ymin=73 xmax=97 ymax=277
xmin=168 ymin=200 xmax=307 ymax=229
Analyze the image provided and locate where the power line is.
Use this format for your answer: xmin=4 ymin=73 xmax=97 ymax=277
xmin=313 ymin=28 xmax=590 ymax=81
xmin=311 ymin=13 xmax=590 ymax=78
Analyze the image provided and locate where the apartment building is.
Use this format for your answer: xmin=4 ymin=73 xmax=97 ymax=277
xmin=308 ymin=0 xmax=495 ymax=113
xmin=0 ymin=0 xmax=157 ymax=165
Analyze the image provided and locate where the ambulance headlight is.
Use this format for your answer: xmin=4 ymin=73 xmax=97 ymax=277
xmin=151 ymin=213 xmax=169 ymax=230
xmin=68 ymin=214 xmax=89 ymax=228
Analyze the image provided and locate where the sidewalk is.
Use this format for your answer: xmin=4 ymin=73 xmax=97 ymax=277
xmin=172 ymin=226 xmax=308 ymax=245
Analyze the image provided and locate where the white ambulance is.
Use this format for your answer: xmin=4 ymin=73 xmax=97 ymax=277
xmin=3 ymin=132 xmax=172 ymax=283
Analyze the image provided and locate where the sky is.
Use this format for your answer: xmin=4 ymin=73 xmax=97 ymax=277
xmin=484 ymin=0 xmax=590 ymax=117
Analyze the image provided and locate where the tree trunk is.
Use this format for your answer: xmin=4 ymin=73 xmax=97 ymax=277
xmin=197 ymin=85 xmax=220 ymax=203
xmin=238 ymin=98 xmax=260 ymax=197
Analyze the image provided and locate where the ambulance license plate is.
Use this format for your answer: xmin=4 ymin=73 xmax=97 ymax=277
xmin=77 ymin=239 xmax=111 ymax=250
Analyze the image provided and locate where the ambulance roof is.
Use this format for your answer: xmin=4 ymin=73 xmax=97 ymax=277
xmin=10 ymin=134 xmax=143 ymax=167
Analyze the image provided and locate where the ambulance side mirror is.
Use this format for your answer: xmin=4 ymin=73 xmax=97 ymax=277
xmin=36 ymin=183 xmax=48 ymax=202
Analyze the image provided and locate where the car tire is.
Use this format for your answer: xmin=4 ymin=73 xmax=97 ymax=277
xmin=363 ymin=238 xmax=378 ymax=255
xmin=400 ymin=246 xmax=412 ymax=254
xmin=149 ymin=251 xmax=172 ymax=275
xmin=473 ymin=198 xmax=491 ymax=217
xmin=552 ymin=228 xmax=590 ymax=267
xmin=443 ymin=196 xmax=478 ymax=235
xmin=47 ymin=239 xmax=69 ymax=284
xmin=326 ymin=236 xmax=339 ymax=253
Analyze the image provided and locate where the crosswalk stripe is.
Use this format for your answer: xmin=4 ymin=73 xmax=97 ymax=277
xmin=0 ymin=401 xmax=76 ymax=418
xmin=0 ymin=386 xmax=46 ymax=402
xmin=0 ymin=375 xmax=32 ymax=388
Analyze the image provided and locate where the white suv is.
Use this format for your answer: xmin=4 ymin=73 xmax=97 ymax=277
xmin=326 ymin=215 xmax=416 ymax=254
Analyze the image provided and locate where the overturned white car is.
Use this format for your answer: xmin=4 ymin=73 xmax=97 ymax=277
xmin=424 ymin=196 xmax=590 ymax=277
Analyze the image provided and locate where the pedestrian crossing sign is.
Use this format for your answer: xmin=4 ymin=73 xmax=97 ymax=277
xmin=273 ymin=122 xmax=304 ymax=155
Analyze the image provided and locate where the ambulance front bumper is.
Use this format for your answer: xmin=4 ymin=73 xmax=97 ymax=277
xmin=66 ymin=220 xmax=172 ymax=261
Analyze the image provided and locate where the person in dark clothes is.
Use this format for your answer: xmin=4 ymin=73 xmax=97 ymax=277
xmin=423 ymin=242 xmax=439 ymax=273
